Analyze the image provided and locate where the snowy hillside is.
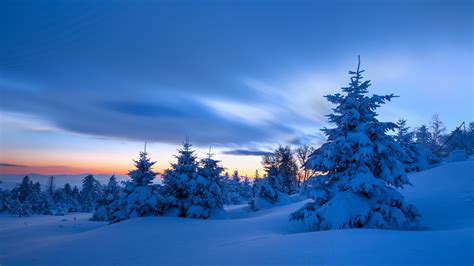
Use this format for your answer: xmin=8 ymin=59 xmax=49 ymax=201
xmin=1 ymin=159 xmax=473 ymax=265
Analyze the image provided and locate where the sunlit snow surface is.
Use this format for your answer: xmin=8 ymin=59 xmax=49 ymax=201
xmin=1 ymin=159 xmax=473 ymax=265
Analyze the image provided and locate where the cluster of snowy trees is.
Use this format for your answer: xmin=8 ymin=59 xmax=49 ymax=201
xmin=0 ymin=174 xmax=105 ymax=217
xmin=394 ymin=118 xmax=440 ymax=172
xmin=250 ymin=146 xmax=299 ymax=210
xmin=89 ymin=139 xmax=308 ymax=222
xmin=395 ymin=115 xmax=474 ymax=159
xmin=92 ymin=142 xmax=262 ymax=223
xmin=222 ymin=171 xmax=252 ymax=205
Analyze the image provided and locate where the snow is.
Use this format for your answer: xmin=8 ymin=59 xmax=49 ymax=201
xmin=1 ymin=159 xmax=473 ymax=265
xmin=448 ymin=149 xmax=468 ymax=163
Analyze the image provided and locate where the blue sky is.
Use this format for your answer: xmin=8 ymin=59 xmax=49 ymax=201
xmin=0 ymin=0 xmax=472 ymax=175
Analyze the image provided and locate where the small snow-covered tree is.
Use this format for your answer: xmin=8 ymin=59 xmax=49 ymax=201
xmin=162 ymin=140 xmax=200 ymax=217
xmin=240 ymin=175 xmax=252 ymax=201
xmin=220 ymin=172 xmax=232 ymax=205
xmin=53 ymin=187 xmax=69 ymax=215
xmin=186 ymin=150 xmax=226 ymax=218
xmin=93 ymin=152 xmax=166 ymax=223
xmin=395 ymin=118 xmax=413 ymax=146
xmin=0 ymin=187 xmax=9 ymax=213
xmin=291 ymin=58 xmax=420 ymax=230
xmin=251 ymin=170 xmax=262 ymax=196
xmin=61 ymin=183 xmax=81 ymax=212
xmin=9 ymin=176 xmax=34 ymax=217
xmin=80 ymin=175 xmax=102 ymax=212
xmin=92 ymin=175 xmax=122 ymax=221
xmin=468 ymin=122 xmax=474 ymax=154
xmin=261 ymin=154 xmax=283 ymax=192
xmin=29 ymin=182 xmax=45 ymax=214
xmin=259 ymin=146 xmax=298 ymax=195
xmin=250 ymin=162 xmax=287 ymax=211
xmin=429 ymin=114 xmax=447 ymax=156
xmin=46 ymin=176 xmax=55 ymax=197
xmin=415 ymin=125 xmax=431 ymax=149
xmin=226 ymin=171 xmax=244 ymax=204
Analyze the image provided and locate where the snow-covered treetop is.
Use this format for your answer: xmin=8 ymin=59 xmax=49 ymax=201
xmin=82 ymin=175 xmax=100 ymax=188
xmin=395 ymin=118 xmax=414 ymax=146
xmin=128 ymin=151 xmax=157 ymax=186
xmin=324 ymin=56 xmax=397 ymax=135
xmin=170 ymin=139 xmax=199 ymax=174
xmin=199 ymin=149 xmax=224 ymax=180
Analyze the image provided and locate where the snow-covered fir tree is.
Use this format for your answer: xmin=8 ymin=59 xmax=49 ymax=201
xmin=162 ymin=140 xmax=200 ymax=217
xmin=226 ymin=171 xmax=244 ymax=204
xmin=9 ymin=176 xmax=34 ymax=217
xmin=80 ymin=175 xmax=102 ymax=212
xmin=61 ymin=183 xmax=81 ymax=212
xmin=415 ymin=125 xmax=432 ymax=149
xmin=261 ymin=154 xmax=283 ymax=192
xmin=188 ymin=149 xmax=226 ymax=218
xmin=251 ymin=170 xmax=262 ymax=196
xmin=29 ymin=182 xmax=45 ymax=214
xmin=429 ymin=114 xmax=447 ymax=156
xmin=250 ymin=160 xmax=287 ymax=211
xmin=220 ymin=172 xmax=232 ymax=205
xmin=256 ymin=146 xmax=298 ymax=196
xmin=240 ymin=175 xmax=253 ymax=201
xmin=92 ymin=175 xmax=120 ymax=221
xmin=46 ymin=176 xmax=55 ymax=197
xmin=0 ymin=186 xmax=8 ymax=213
xmin=92 ymin=152 xmax=166 ymax=223
xmin=291 ymin=57 xmax=420 ymax=230
xmin=37 ymin=190 xmax=54 ymax=215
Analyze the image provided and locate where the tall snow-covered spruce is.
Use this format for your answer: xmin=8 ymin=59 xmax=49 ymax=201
xmin=291 ymin=57 xmax=420 ymax=230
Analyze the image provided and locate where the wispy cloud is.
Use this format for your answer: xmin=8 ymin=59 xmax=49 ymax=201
xmin=222 ymin=149 xmax=271 ymax=156
xmin=0 ymin=163 xmax=27 ymax=167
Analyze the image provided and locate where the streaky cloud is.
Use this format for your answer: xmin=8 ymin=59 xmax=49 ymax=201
xmin=222 ymin=149 xmax=272 ymax=156
xmin=0 ymin=163 xmax=27 ymax=168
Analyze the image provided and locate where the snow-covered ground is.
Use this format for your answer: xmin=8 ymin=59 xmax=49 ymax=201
xmin=1 ymin=159 xmax=473 ymax=265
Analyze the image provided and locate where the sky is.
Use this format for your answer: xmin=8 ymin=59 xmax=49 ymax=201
xmin=0 ymin=0 xmax=473 ymax=178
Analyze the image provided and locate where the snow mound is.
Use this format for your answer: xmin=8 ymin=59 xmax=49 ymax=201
xmin=447 ymin=149 xmax=468 ymax=162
